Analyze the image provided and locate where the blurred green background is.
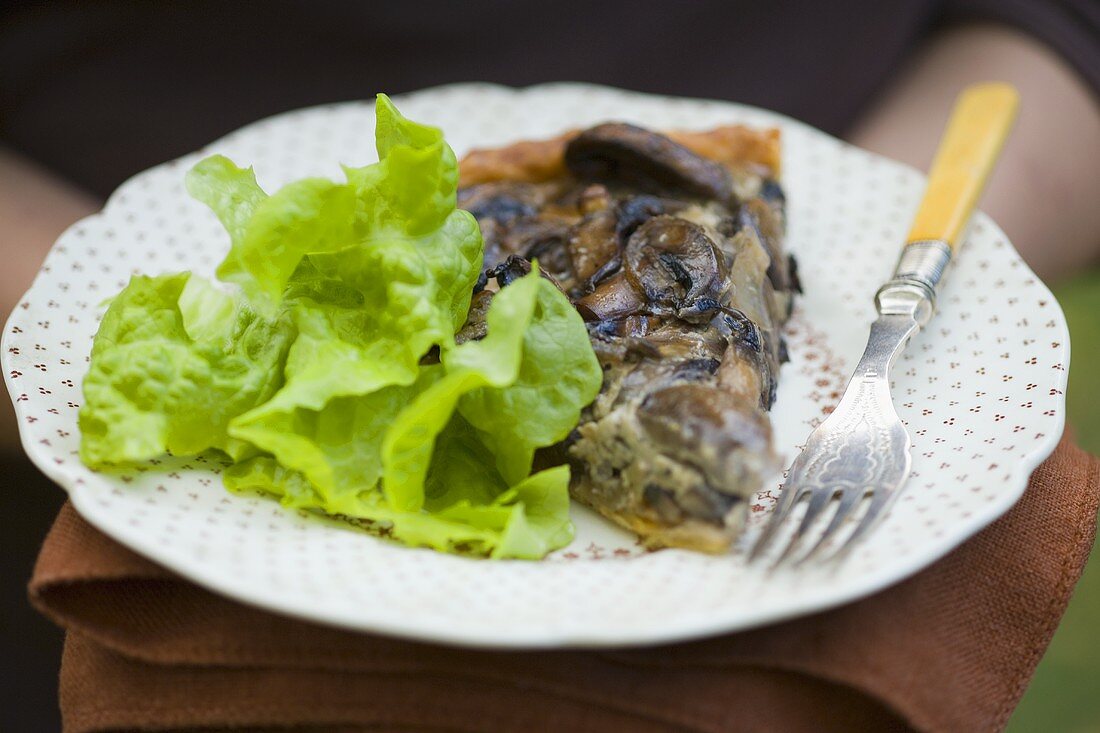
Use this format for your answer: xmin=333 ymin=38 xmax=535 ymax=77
xmin=1009 ymin=273 xmax=1100 ymax=733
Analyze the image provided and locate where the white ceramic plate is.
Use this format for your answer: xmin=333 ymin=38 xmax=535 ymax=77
xmin=4 ymin=83 xmax=1069 ymax=647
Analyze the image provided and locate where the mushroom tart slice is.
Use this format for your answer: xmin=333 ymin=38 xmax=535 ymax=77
xmin=457 ymin=122 xmax=795 ymax=552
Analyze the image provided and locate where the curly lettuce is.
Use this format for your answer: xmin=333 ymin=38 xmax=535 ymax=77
xmin=78 ymin=95 xmax=601 ymax=559
xmin=79 ymin=273 xmax=293 ymax=467
xmin=382 ymin=270 xmax=599 ymax=507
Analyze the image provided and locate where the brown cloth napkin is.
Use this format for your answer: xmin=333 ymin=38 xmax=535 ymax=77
xmin=30 ymin=436 xmax=1099 ymax=733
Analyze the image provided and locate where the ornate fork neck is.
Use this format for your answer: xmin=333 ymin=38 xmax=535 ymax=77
xmin=875 ymin=239 xmax=952 ymax=327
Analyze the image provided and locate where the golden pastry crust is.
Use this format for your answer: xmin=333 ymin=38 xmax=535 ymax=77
xmin=459 ymin=124 xmax=781 ymax=186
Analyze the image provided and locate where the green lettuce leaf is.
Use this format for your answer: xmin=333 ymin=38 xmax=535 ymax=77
xmin=230 ymin=365 xmax=434 ymax=506
xmin=222 ymin=182 xmax=358 ymax=310
xmin=339 ymin=93 xmax=482 ymax=335
xmin=380 ymin=270 xmax=542 ymax=509
xmin=445 ymin=268 xmax=603 ymax=485
xmin=183 ymin=155 xmax=267 ymax=247
xmin=224 ymin=432 xmax=572 ymax=559
xmin=425 ymin=419 xmax=574 ymax=558
xmin=225 ymin=268 xmax=594 ymax=557
xmin=382 ymin=266 xmax=599 ymax=507
xmin=80 ymin=95 xmax=601 ymax=560
xmin=346 ymin=94 xmax=459 ymax=237
xmin=187 ymin=155 xmax=360 ymax=311
xmin=225 ymin=95 xmax=483 ymax=495
xmin=79 ymin=272 xmax=293 ymax=467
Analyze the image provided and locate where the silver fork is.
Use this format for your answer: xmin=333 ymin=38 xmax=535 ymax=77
xmin=750 ymin=83 xmax=1019 ymax=565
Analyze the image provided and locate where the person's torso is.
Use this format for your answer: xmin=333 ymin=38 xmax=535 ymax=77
xmin=1 ymin=0 xmax=937 ymax=195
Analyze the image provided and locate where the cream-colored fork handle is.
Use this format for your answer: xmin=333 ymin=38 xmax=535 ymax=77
xmin=906 ymin=82 xmax=1019 ymax=250
xmin=879 ymin=83 xmax=1019 ymax=320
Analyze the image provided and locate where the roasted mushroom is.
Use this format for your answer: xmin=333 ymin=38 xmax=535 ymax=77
xmin=564 ymin=123 xmax=734 ymax=202
xmin=500 ymin=217 xmax=573 ymax=280
xmin=575 ymin=271 xmax=645 ymax=321
xmin=739 ymin=198 xmax=791 ymax=296
xmin=637 ymin=383 xmax=773 ymax=506
xmin=622 ymin=215 xmax=723 ymax=320
xmin=458 ymin=182 xmax=576 ymax=278
xmin=457 ymin=181 xmax=553 ymax=224
xmin=566 ymin=209 xmax=619 ymax=283
xmin=614 ymin=194 xmax=682 ymax=242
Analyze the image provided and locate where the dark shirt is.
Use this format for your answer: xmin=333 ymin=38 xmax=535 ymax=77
xmin=1 ymin=0 xmax=1097 ymax=197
